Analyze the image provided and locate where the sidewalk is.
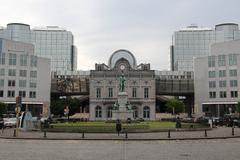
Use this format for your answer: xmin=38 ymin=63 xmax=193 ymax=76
xmin=1 ymin=127 xmax=240 ymax=140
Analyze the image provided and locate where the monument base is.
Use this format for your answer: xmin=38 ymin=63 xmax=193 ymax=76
xmin=112 ymin=110 xmax=134 ymax=121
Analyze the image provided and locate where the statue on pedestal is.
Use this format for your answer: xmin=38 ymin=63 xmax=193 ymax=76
xmin=113 ymin=102 xmax=119 ymax=110
xmin=126 ymin=102 xmax=132 ymax=111
xmin=119 ymin=74 xmax=126 ymax=92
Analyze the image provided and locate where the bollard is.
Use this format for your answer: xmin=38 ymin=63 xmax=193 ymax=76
xmin=204 ymin=129 xmax=207 ymax=137
xmin=232 ymin=127 xmax=234 ymax=136
xmin=43 ymin=131 xmax=47 ymax=138
xmin=13 ymin=129 xmax=17 ymax=137
xmin=168 ymin=130 xmax=171 ymax=138
xmin=82 ymin=132 xmax=85 ymax=139
xmin=125 ymin=131 xmax=128 ymax=139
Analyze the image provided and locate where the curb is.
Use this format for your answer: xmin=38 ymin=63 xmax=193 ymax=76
xmin=1 ymin=136 xmax=240 ymax=141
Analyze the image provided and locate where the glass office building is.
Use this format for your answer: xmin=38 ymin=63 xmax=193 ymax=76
xmin=0 ymin=23 xmax=77 ymax=71
xmin=171 ymin=23 xmax=240 ymax=71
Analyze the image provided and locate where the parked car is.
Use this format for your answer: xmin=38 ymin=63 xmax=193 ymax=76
xmin=4 ymin=118 xmax=17 ymax=128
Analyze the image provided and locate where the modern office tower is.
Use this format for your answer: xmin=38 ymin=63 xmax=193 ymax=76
xmin=171 ymin=23 xmax=240 ymax=71
xmin=0 ymin=23 xmax=77 ymax=71
xmin=0 ymin=38 xmax=51 ymax=116
xmin=194 ymin=39 xmax=240 ymax=117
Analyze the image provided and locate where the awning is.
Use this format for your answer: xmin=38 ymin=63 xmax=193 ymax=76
xmin=202 ymin=101 xmax=238 ymax=105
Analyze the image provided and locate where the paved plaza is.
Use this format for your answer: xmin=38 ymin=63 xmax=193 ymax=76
xmin=0 ymin=138 xmax=240 ymax=160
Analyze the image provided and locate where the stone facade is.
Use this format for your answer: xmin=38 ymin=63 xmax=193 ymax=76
xmin=89 ymin=50 xmax=155 ymax=120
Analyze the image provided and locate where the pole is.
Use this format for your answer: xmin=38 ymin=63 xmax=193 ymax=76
xmin=44 ymin=130 xmax=47 ymax=138
xmin=168 ymin=130 xmax=171 ymax=138
xmin=16 ymin=106 xmax=19 ymax=137
xmin=82 ymin=132 xmax=85 ymax=139
xmin=232 ymin=127 xmax=234 ymax=136
xmin=125 ymin=131 xmax=128 ymax=139
xmin=205 ymin=129 xmax=207 ymax=137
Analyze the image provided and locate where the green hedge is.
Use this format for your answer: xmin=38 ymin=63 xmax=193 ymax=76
xmin=49 ymin=123 xmax=148 ymax=133
xmin=46 ymin=121 xmax=208 ymax=133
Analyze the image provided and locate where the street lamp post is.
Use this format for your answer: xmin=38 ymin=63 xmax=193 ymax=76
xmin=15 ymin=96 xmax=22 ymax=137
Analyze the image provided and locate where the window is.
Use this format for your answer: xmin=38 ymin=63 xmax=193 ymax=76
xmin=219 ymin=91 xmax=227 ymax=98
xmin=143 ymin=106 xmax=150 ymax=119
xmin=96 ymin=88 xmax=101 ymax=98
xmin=218 ymin=55 xmax=226 ymax=66
xmin=219 ymin=80 xmax=226 ymax=88
xmin=9 ymin=53 xmax=16 ymax=65
xmin=0 ymin=53 xmax=5 ymax=64
xmin=30 ymin=82 xmax=37 ymax=88
xmin=19 ymin=70 xmax=27 ymax=77
xmin=8 ymin=80 xmax=15 ymax=87
xmin=107 ymin=106 xmax=113 ymax=118
xmin=0 ymin=79 xmax=4 ymax=87
xmin=29 ymin=91 xmax=36 ymax=98
xmin=30 ymin=71 xmax=37 ymax=78
xmin=208 ymin=56 xmax=215 ymax=67
xmin=230 ymin=91 xmax=238 ymax=98
xmin=19 ymin=91 xmax=26 ymax=98
xmin=0 ymin=90 xmax=3 ymax=97
xmin=8 ymin=69 xmax=16 ymax=76
xmin=229 ymin=69 xmax=237 ymax=77
xmin=19 ymin=80 xmax=26 ymax=87
xmin=209 ymin=92 xmax=216 ymax=98
xmin=229 ymin=54 xmax=237 ymax=66
xmin=144 ymin=88 xmax=149 ymax=98
xmin=7 ymin=90 xmax=15 ymax=97
xmin=95 ymin=106 xmax=102 ymax=118
xmin=132 ymin=87 xmax=137 ymax=98
xmin=208 ymin=71 xmax=216 ymax=78
xmin=108 ymin=88 xmax=113 ymax=98
xmin=209 ymin=81 xmax=216 ymax=88
xmin=30 ymin=56 xmax=37 ymax=67
xmin=132 ymin=106 xmax=138 ymax=118
xmin=20 ymin=54 xmax=28 ymax=66
xmin=230 ymin=80 xmax=238 ymax=87
xmin=0 ymin=68 xmax=5 ymax=76
xmin=219 ymin=70 xmax=226 ymax=77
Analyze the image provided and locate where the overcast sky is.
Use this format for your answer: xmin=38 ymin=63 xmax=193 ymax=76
xmin=0 ymin=0 xmax=240 ymax=70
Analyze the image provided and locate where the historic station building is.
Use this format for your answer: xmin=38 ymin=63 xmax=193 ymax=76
xmin=89 ymin=49 xmax=156 ymax=120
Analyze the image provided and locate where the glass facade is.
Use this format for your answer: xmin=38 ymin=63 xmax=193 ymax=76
xmin=171 ymin=23 xmax=240 ymax=71
xmin=0 ymin=23 xmax=77 ymax=71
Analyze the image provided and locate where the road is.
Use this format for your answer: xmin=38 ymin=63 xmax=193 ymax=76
xmin=0 ymin=138 xmax=239 ymax=160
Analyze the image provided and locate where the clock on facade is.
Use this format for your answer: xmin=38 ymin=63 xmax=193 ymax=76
xmin=120 ymin=64 xmax=125 ymax=70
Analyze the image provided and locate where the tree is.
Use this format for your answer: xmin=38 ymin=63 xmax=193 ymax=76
xmin=165 ymin=98 xmax=185 ymax=114
xmin=0 ymin=102 xmax=7 ymax=116
xmin=237 ymin=101 xmax=240 ymax=118
xmin=50 ymin=97 xmax=83 ymax=116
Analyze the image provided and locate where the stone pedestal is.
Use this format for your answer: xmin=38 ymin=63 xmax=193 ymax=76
xmin=112 ymin=92 xmax=133 ymax=120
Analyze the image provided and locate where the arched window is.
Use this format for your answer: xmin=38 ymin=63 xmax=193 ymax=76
xmin=143 ymin=106 xmax=150 ymax=119
xmin=95 ymin=106 xmax=102 ymax=118
xmin=107 ymin=106 xmax=113 ymax=118
xmin=132 ymin=106 xmax=138 ymax=119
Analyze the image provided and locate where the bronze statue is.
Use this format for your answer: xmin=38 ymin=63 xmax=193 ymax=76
xmin=119 ymin=74 xmax=126 ymax=92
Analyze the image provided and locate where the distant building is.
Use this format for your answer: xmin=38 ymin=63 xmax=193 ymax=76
xmin=194 ymin=39 xmax=240 ymax=117
xmin=171 ymin=23 xmax=240 ymax=71
xmin=89 ymin=50 xmax=156 ymax=120
xmin=0 ymin=23 xmax=77 ymax=71
xmin=0 ymin=38 xmax=51 ymax=116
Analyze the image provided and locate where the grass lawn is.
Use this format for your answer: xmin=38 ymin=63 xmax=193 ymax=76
xmin=47 ymin=121 xmax=207 ymax=133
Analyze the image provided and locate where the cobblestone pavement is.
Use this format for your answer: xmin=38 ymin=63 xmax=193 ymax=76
xmin=0 ymin=126 xmax=240 ymax=140
xmin=0 ymin=138 xmax=240 ymax=160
